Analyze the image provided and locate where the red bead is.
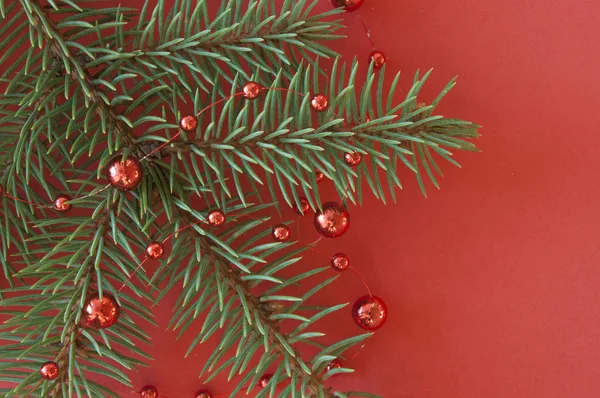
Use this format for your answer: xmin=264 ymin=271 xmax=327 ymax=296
xmin=314 ymin=202 xmax=350 ymax=238
xmin=293 ymin=198 xmax=310 ymax=215
xmin=369 ymin=51 xmax=386 ymax=69
xmin=331 ymin=0 xmax=364 ymax=12
xmin=344 ymin=151 xmax=362 ymax=167
xmin=352 ymin=295 xmax=388 ymax=331
xmin=82 ymin=294 xmax=120 ymax=329
xmin=315 ymin=170 xmax=325 ymax=183
xmin=140 ymin=385 xmax=158 ymax=398
xmin=106 ymin=157 xmax=143 ymax=191
xmin=242 ymin=81 xmax=262 ymax=100
xmin=258 ymin=373 xmax=273 ymax=388
xmin=146 ymin=241 xmax=165 ymax=260
xmin=180 ymin=115 xmax=198 ymax=132
xmin=326 ymin=358 xmax=343 ymax=373
xmin=207 ymin=210 xmax=226 ymax=227
xmin=40 ymin=361 xmax=59 ymax=380
xmin=331 ymin=253 xmax=350 ymax=272
xmin=272 ymin=224 xmax=291 ymax=242
xmin=195 ymin=390 xmax=213 ymax=398
xmin=310 ymin=94 xmax=329 ymax=112
xmin=53 ymin=195 xmax=72 ymax=212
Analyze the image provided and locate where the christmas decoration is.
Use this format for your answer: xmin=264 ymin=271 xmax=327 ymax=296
xmin=331 ymin=0 xmax=364 ymax=12
xmin=344 ymin=151 xmax=363 ymax=167
xmin=314 ymin=202 xmax=351 ymax=238
xmin=195 ymin=390 xmax=213 ymax=398
xmin=326 ymin=358 xmax=343 ymax=373
xmin=310 ymin=94 xmax=329 ymax=112
xmin=0 ymin=1 xmax=479 ymax=396
xmin=259 ymin=374 xmax=273 ymax=388
xmin=294 ymin=198 xmax=311 ymax=215
xmin=272 ymin=224 xmax=291 ymax=242
xmin=53 ymin=195 xmax=72 ymax=212
xmin=315 ymin=170 xmax=325 ymax=183
xmin=146 ymin=242 xmax=165 ymax=260
xmin=207 ymin=209 xmax=226 ymax=227
xmin=352 ymin=295 xmax=388 ymax=331
xmin=331 ymin=253 xmax=350 ymax=272
xmin=369 ymin=51 xmax=386 ymax=69
xmin=180 ymin=115 xmax=198 ymax=132
xmin=106 ymin=157 xmax=143 ymax=191
xmin=242 ymin=81 xmax=262 ymax=100
xmin=140 ymin=385 xmax=158 ymax=398
xmin=40 ymin=361 xmax=59 ymax=380
xmin=82 ymin=294 xmax=120 ymax=329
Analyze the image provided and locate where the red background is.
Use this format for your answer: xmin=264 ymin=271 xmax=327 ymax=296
xmin=6 ymin=0 xmax=600 ymax=397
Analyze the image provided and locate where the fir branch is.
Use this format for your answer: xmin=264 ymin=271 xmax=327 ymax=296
xmin=200 ymin=235 xmax=337 ymax=397
xmin=157 ymin=62 xmax=480 ymax=213
xmin=182 ymin=225 xmax=334 ymax=397
xmin=10 ymin=200 xmax=117 ymax=397
xmin=19 ymin=0 xmax=136 ymax=149
xmin=123 ymin=0 xmax=343 ymax=91
xmin=1 ymin=194 xmax=154 ymax=397
xmin=0 ymin=1 xmax=480 ymax=396
xmin=43 ymin=266 xmax=93 ymax=398
xmin=162 ymin=201 xmax=372 ymax=397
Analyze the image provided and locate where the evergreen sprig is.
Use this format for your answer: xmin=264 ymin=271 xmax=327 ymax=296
xmin=0 ymin=195 xmax=155 ymax=397
xmin=159 ymin=60 xmax=479 ymax=214
xmin=163 ymin=199 xmax=375 ymax=397
xmin=0 ymin=0 xmax=479 ymax=397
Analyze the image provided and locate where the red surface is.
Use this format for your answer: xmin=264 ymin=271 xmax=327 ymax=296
xmin=4 ymin=1 xmax=600 ymax=397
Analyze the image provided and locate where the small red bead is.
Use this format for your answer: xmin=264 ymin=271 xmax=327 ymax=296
xmin=53 ymin=195 xmax=72 ymax=212
xmin=258 ymin=373 xmax=273 ymax=388
xmin=40 ymin=361 xmax=59 ymax=380
xmin=195 ymin=390 xmax=213 ymax=398
xmin=293 ymin=198 xmax=311 ymax=215
xmin=331 ymin=0 xmax=364 ymax=12
xmin=242 ymin=81 xmax=262 ymax=100
xmin=313 ymin=202 xmax=350 ymax=238
xmin=352 ymin=295 xmax=388 ymax=331
xmin=272 ymin=224 xmax=291 ymax=242
xmin=180 ymin=115 xmax=198 ymax=132
xmin=331 ymin=253 xmax=350 ymax=272
xmin=146 ymin=241 xmax=165 ymax=260
xmin=344 ymin=151 xmax=362 ymax=167
xmin=106 ymin=157 xmax=143 ymax=191
xmin=315 ymin=170 xmax=325 ymax=183
xmin=369 ymin=51 xmax=386 ymax=69
xmin=82 ymin=294 xmax=120 ymax=329
xmin=326 ymin=358 xmax=343 ymax=373
xmin=310 ymin=94 xmax=329 ymax=112
xmin=140 ymin=385 xmax=158 ymax=398
xmin=207 ymin=210 xmax=226 ymax=227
